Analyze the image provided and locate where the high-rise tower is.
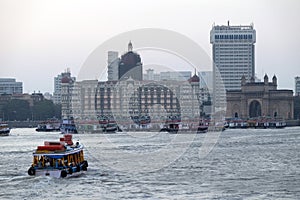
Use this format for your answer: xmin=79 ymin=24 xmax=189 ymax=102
xmin=107 ymin=51 xmax=119 ymax=81
xmin=295 ymin=76 xmax=300 ymax=96
xmin=210 ymin=21 xmax=256 ymax=91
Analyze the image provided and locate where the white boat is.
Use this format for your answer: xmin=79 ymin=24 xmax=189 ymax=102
xmin=160 ymin=123 xmax=179 ymax=133
xmin=28 ymin=134 xmax=88 ymax=178
xmin=0 ymin=124 xmax=10 ymax=136
xmin=197 ymin=120 xmax=209 ymax=133
xmin=60 ymin=119 xmax=78 ymax=134
xmin=36 ymin=120 xmax=60 ymax=132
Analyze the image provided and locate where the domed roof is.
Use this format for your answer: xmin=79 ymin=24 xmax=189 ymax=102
xmin=61 ymin=76 xmax=71 ymax=83
xmin=120 ymin=51 xmax=141 ymax=66
xmin=188 ymin=74 xmax=200 ymax=83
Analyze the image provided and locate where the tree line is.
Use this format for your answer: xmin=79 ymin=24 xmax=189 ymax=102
xmin=1 ymin=99 xmax=61 ymax=121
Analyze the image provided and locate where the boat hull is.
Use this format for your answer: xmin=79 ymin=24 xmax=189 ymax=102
xmin=0 ymin=132 xmax=9 ymax=136
xmin=0 ymin=124 xmax=10 ymax=136
xmin=36 ymin=128 xmax=60 ymax=132
xmin=197 ymin=126 xmax=208 ymax=133
xmin=28 ymin=160 xmax=88 ymax=178
xmin=34 ymin=169 xmax=85 ymax=178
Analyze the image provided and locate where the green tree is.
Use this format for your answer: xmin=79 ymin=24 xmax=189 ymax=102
xmin=2 ymin=99 xmax=31 ymax=121
xmin=32 ymin=100 xmax=60 ymax=120
xmin=54 ymin=104 xmax=62 ymax=119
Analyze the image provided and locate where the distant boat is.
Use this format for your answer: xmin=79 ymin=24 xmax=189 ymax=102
xmin=160 ymin=123 xmax=179 ymax=133
xmin=0 ymin=123 xmax=10 ymax=136
xmin=268 ymin=119 xmax=286 ymax=129
xmin=60 ymin=119 xmax=78 ymax=134
xmin=228 ymin=118 xmax=248 ymax=129
xmin=98 ymin=115 xmax=122 ymax=133
xmin=227 ymin=117 xmax=287 ymax=129
xmin=102 ymin=121 xmax=122 ymax=133
xmin=36 ymin=120 xmax=60 ymax=132
xmin=197 ymin=120 xmax=209 ymax=133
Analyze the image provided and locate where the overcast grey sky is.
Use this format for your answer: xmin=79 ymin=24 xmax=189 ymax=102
xmin=0 ymin=0 xmax=300 ymax=93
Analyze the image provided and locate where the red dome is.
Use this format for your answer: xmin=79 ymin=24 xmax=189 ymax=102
xmin=188 ymin=74 xmax=200 ymax=82
xmin=61 ymin=76 xmax=71 ymax=83
xmin=120 ymin=51 xmax=141 ymax=66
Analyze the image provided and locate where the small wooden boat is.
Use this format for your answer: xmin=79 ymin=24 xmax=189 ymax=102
xmin=28 ymin=134 xmax=88 ymax=178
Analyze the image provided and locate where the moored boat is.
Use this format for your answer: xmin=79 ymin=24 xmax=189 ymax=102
xmin=28 ymin=134 xmax=88 ymax=178
xmin=60 ymin=119 xmax=78 ymax=134
xmin=160 ymin=123 xmax=179 ymax=133
xmin=197 ymin=120 xmax=209 ymax=133
xmin=269 ymin=120 xmax=286 ymax=129
xmin=228 ymin=118 xmax=248 ymax=129
xmin=36 ymin=120 xmax=60 ymax=132
xmin=103 ymin=121 xmax=118 ymax=133
xmin=0 ymin=123 xmax=10 ymax=136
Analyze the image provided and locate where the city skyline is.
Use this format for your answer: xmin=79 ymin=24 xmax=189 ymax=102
xmin=1 ymin=0 xmax=300 ymax=93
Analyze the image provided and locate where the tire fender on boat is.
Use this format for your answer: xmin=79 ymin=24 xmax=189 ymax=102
xmin=28 ymin=167 xmax=35 ymax=176
xmin=68 ymin=167 xmax=73 ymax=174
xmin=61 ymin=170 xmax=67 ymax=178
xmin=82 ymin=165 xmax=87 ymax=171
xmin=84 ymin=160 xmax=88 ymax=167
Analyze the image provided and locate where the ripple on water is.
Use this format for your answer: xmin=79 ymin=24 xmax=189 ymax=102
xmin=0 ymin=128 xmax=300 ymax=199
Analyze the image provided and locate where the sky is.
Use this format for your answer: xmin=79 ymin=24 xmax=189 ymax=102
xmin=0 ymin=0 xmax=300 ymax=93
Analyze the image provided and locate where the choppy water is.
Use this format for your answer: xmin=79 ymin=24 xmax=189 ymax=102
xmin=0 ymin=127 xmax=300 ymax=199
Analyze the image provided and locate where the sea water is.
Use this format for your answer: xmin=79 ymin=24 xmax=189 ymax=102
xmin=0 ymin=127 xmax=299 ymax=199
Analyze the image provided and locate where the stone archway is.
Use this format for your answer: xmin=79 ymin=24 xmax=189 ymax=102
xmin=249 ymin=100 xmax=261 ymax=118
xmin=272 ymin=104 xmax=279 ymax=118
xmin=232 ymin=104 xmax=240 ymax=118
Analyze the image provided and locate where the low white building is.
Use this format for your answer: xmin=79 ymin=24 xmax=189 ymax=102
xmin=0 ymin=78 xmax=23 ymax=94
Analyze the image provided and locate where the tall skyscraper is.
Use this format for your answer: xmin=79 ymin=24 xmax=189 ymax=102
xmin=53 ymin=74 xmax=63 ymax=104
xmin=295 ymin=76 xmax=300 ymax=96
xmin=107 ymin=51 xmax=119 ymax=81
xmin=210 ymin=21 xmax=256 ymax=91
xmin=53 ymin=69 xmax=76 ymax=104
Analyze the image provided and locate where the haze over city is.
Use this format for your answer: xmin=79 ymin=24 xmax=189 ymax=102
xmin=1 ymin=0 xmax=300 ymax=93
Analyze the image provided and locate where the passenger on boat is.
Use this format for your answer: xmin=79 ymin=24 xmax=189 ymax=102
xmin=58 ymin=159 xmax=65 ymax=167
xmin=45 ymin=158 xmax=50 ymax=167
xmin=38 ymin=157 xmax=44 ymax=168
xmin=49 ymin=158 xmax=54 ymax=167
